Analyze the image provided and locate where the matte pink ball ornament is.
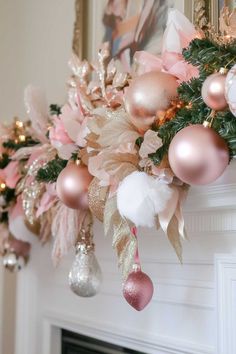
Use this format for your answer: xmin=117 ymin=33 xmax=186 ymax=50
xmin=201 ymin=69 xmax=228 ymax=110
xmin=123 ymin=264 xmax=154 ymax=311
xmin=56 ymin=161 xmax=93 ymax=209
xmin=124 ymin=71 xmax=178 ymax=131
xmin=168 ymin=123 xmax=229 ymax=185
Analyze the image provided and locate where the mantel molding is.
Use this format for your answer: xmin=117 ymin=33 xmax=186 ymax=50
xmin=42 ymin=313 xmax=213 ymax=354
xmin=215 ymin=254 xmax=236 ymax=354
xmin=185 ymin=161 xmax=236 ymax=210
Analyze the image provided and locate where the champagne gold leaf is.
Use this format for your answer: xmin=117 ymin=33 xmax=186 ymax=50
xmin=166 ymin=215 xmax=182 ymax=263
xmin=104 ymin=195 xmax=137 ymax=279
xmin=103 ymin=195 xmax=118 ymax=236
xmin=88 ymin=178 xmax=109 ymax=222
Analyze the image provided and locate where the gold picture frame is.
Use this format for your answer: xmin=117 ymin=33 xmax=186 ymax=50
xmin=73 ymin=0 xmax=217 ymax=59
xmin=72 ymin=0 xmax=87 ymax=59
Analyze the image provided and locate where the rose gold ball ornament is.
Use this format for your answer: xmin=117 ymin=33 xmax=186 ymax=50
xmin=168 ymin=123 xmax=229 ymax=185
xmin=56 ymin=161 xmax=93 ymax=209
xmin=124 ymin=71 xmax=178 ymax=131
xmin=225 ymin=64 xmax=236 ymax=117
xmin=201 ymin=68 xmax=228 ymax=110
xmin=123 ymin=264 xmax=154 ymax=311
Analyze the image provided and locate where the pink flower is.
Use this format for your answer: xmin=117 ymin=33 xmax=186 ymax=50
xmin=0 ymin=161 xmax=21 ymax=189
xmin=36 ymin=183 xmax=57 ymax=217
xmin=162 ymin=51 xmax=199 ymax=83
xmin=134 ymin=50 xmax=198 ymax=84
xmin=49 ymin=116 xmax=73 ymax=148
xmin=133 ymin=10 xmax=199 ymax=83
xmin=60 ymin=103 xmax=89 ymax=148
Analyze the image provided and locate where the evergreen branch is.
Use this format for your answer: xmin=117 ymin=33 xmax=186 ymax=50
xmin=2 ymin=188 xmax=16 ymax=204
xmin=0 ymin=153 xmax=10 ymax=169
xmin=50 ymin=104 xmax=61 ymax=115
xmin=3 ymin=138 xmax=38 ymax=151
xmin=36 ymin=157 xmax=67 ymax=183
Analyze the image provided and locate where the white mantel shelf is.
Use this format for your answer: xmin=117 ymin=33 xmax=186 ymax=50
xmin=15 ymin=162 xmax=236 ymax=354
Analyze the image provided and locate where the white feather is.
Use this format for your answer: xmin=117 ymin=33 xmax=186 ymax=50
xmin=117 ymin=171 xmax=173 ymax=227
xmin=24 ymin=85 xmax=49 ymax=143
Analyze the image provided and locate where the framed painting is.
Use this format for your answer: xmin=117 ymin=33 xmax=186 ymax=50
xmin=73 ymin=0 xmax=212 ymax=63
xmin=80 ymin=0 xmax=206 ymax=62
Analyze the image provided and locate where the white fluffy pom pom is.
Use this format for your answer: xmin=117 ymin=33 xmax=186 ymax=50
xmin=117 ymin=171 xmax=173 ymax=227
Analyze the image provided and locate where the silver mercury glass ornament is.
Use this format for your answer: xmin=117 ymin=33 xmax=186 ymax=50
xmin=2 ymin=238 xmax=30 ymax=272
xmin=68 ymin=212 xmax=102 ymax=297
xmin=3 ymin=251 xmax=25 ymax=272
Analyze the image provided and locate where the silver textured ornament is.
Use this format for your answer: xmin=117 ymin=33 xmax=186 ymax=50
xmin=68 ymin=212 xmax=102 ymax=297
xmin=68 ymin=243 xmax=102 ymax=297
xmin=3 ymin=252 xmax=25 ymax=272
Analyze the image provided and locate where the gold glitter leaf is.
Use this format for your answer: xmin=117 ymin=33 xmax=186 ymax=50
xmin=104 ymin=195 xmax=137 ymax=279
xmin=88 ymin=178 xmax=109 ymax=222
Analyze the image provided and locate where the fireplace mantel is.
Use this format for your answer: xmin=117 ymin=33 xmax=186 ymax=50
xmin=15 ymin=162 xmax=236 ymax=354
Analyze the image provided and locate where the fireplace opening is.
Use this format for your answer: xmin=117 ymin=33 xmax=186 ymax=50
xmin=61 ymin=329 xmax=146 ymax=354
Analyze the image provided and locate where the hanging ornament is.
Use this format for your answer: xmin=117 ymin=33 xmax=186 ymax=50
xmin=124 ymin=71 xmax=178 ymax=131
xmin=123 ymin=264 xmax=154 ymax=311
xmin=201 ymin=68 xmax=228 ymax=110
xmin=122 ymin=228 xmax=154 ymax=311
xmin=3 ymin=239 xmax=30 ymax=272
xmin=225 ymin=64 xmax=236 ymax=117
xmin=168 ymin=123 xmax=229 ymax=185
xmin=3 ymin=253 xmax=25 ymax=272
xmin=56 ymin=160 xmax=93 ymax=210
xmin=68 ymin=212 xmax=102 ymax=297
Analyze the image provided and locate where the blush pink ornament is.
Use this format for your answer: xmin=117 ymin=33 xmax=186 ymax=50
xmin=123 ymin=264 xmax=154 ymax=311
xmin=124 ymin=71 xmax=178 ymax=131
xmin=201 ymin=70 xmax=228 ymax=111
xmin=168 ymin=124 xmax=229 ymax=185
xmin=225 ymin=64 xmax=236 ymax=117
xmin=56 ymin=162 xmax=93 ymax=210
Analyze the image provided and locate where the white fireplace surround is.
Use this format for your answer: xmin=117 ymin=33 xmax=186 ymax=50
xmin=14 ymin=161 xmax=236 ymax=354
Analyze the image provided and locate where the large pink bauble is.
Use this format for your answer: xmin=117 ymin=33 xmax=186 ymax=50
xmin=123 ymin=267 xmax=154 ymax=311
xmin=225 ymin=64 xmax=236 ymax=117
xmin=201 ymin=72 xmax=228 ymax=110
xmin=168 ymin=124 xmax=229 ymax=185
xmin=56 ymin=163 xmax=93 ymax=209
xmin=124 ymin=71 xmax=178 ymax=131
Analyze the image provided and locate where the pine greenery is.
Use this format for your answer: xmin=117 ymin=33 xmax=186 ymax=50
xmin=50 ymin=104 xmax=61 ymax=115
xmin=3 ymin=137 xmax=38 ymax=151
xmin=149 ymin=36 xmax=236 ymax=165
xmin=36 ymin=157 xmax=67 ymax=183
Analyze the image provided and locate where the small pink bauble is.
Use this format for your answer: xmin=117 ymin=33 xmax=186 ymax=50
xmin=168 ymin=124 xmax=229 ymax=185
xmin=8 ymin=239 xmax=31 ymax=258
xmin=201 ymin=72 xmax=228 ymax=110
xmin=225 ymin=64 xmax=236 ymax=117
xmin=123 ymin=266 xmax=154 ymax=311
xmin=56 ymin=162 xmax=93 ymax=209
xmin=124 ymin=71 xmax=178 ymax=131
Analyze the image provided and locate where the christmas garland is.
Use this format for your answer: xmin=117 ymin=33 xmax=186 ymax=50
xmin=1 ymin=8 xmax=236 ymax=311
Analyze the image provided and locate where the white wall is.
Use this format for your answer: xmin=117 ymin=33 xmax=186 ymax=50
xmin=0 ymin=0 xmax=75 ymax=121
xmin=0 ymin=1 xmax=75 ymax=353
